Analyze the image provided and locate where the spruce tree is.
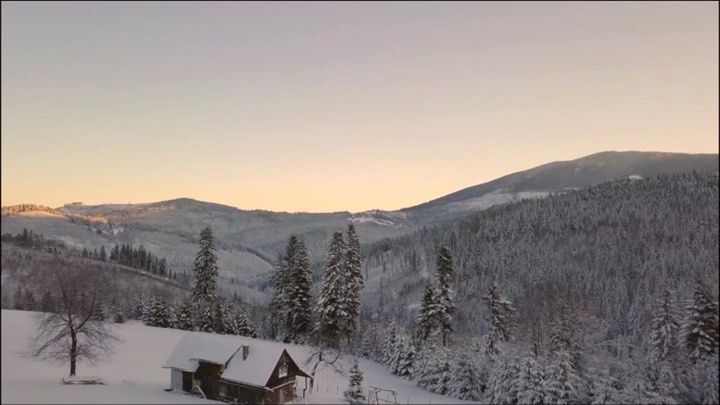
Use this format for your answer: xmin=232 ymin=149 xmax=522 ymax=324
xmin=390 ymin=334 xmax=415 ymax=378
xmin=175 ymin=299 xmax=194 ymax=331
xmin=589 ymin=369 xmax=624 ymax=404
xmin=314 ymin=231 xmax=346 ymax=346
xmin=146 ymin=295 xmax=171 ymax=328
xmin=417 ymin=283 xmax=438 ymax=341
xmin=483 ymin=281 xmax=516 ymax=357
xmin=270 ymin=237 xmax=296 ymax=339
xmin=192 ymin=227 xmax=219 ymax=305
xmin=544 ymin=351 xmax=583 ymax=404
xmin=486 ymin=356 xmax=520 ymax=404
xmin=434 ymin=247 xmax=455 ymax=347
xmin=416 ymin=344 xmax=452 ymax=394
xmin=682 ymin=288 xmax=719 ymax=362
xmin=344 ymin=360 xmax=366 ymax=402
xmin=651 ymin=289 xmax=680 ymax=361
xmin=517 ymin=356 xmax=546 ymax=404
xmin=382 ymin=324 xmax=398 ymax=365
xmin=233 ymin=309 xmax=257 ymax=337
xmin=342 ymin=223 xmax=364 ymax=340
xmin=198 ymin=304 xmax=214 ymax=333
xmin=287 ymin=239 xmax=312 ymax=341
xmin=451 ymin=353 xmax=482 ymax=401
xmin=213 ymin=300 xmax=230 ymax=334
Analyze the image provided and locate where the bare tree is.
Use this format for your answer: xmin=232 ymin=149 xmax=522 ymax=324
xmin=26 ymin=260 xmax=119 ymax=376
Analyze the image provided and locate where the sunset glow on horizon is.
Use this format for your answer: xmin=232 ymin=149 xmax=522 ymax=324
xmin=2 ymin=2 xmax=718 ymax=212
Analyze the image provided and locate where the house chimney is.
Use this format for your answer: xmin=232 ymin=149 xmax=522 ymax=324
xmin=242 ymin=345 xmax=249 ymax=360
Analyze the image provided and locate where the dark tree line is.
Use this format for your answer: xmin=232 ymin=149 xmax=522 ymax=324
xmin=107 ymin=243 xmax=169 ymax=278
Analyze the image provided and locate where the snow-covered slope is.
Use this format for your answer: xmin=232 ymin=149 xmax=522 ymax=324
xmin=1 ymin=310 xmax=477 ymax=404
xmin=2 ymin=151 xmax=716 ymax=299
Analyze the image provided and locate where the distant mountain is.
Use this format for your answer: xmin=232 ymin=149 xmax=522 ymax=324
xmin=2 ymin=151 xmax=716 ymax=303
xmin=393 ymin=151 xmax=719 ymax=225
xmin=361 ymin=172 xmax=719 ymax=335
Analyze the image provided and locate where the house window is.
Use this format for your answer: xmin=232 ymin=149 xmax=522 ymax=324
xmin=219 ymin=384 xmax=227 ymax=397
xmin=278 ymin=362 xmax=288 ymax=378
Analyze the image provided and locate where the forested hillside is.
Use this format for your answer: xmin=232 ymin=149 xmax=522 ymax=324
xmin=363 ymin=172 xmax=719 ymax=347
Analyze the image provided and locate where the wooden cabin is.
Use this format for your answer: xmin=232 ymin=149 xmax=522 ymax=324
xmin=163 ymin=333 xmax=312 ymax=404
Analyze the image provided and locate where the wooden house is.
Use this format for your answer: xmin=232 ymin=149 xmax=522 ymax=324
xmin=163 ymin=333 xmax=312 ymax=404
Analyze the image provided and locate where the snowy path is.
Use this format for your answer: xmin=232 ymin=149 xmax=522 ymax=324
xmin=1 ymin=310 xmax=476 ymax=404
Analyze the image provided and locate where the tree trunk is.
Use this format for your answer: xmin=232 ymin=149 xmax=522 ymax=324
xmin=70 ymin=331 xmax=78 ymax=376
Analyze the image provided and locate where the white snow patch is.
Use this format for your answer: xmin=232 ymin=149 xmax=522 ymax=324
xmin=627 ymin=174 xmax=643 ymax=180
xmin=2 ymin=310 xmax=476 ymax=404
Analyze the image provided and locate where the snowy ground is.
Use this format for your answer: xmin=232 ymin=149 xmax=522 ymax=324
xmin=1 ymin=310 xmax=476 ymax=404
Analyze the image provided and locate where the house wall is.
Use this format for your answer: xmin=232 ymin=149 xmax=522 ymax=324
xmin=170 ymin=369 xmax=183 ymax=392
xmin=219 ymin=381 xmax=268 ymax=405
xmin=266 ymin=351 xmax=302 ymax=388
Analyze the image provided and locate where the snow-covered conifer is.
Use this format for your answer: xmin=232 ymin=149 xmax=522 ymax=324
xmin=651 ymin=289 xmax=680 ymax=361
xmin=314 ymin=232 xmax=347 ymax=346
xmin=434 ymin=247 xmax=455 ymax=347
xmin=175 ymin=299 xmax=194 ymax=331
xmin=342 ymin=224 xmax=364 ymax=339
xmin=417 ymin=283 xmax=438 ymax=341
xmin=544 ymin=351 xmax=583 ymax=404
xmin=451 ymin=353 xmax=482 ymax=400
xmin=486 ymin=355 xmax=520 ymax=404
xmin=192 ymin=227 xmax=218 ymax=304
xmin=382 ymin=324 xmax=398 ymax=365
xmin=287 ymin=239 xmax=312 ymax=341
xmin=517 ymin=355 xmax=546 ymax=404
xmin=483 ymin=281 xmax=516 ymax=357
xmin=682 ymin=288 xmax=719 ymax=362
xmin=344 ymin=360 xmax=366 ymax=402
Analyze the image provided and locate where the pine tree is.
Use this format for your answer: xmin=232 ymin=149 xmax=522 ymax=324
xmin=620 ymin=378 xmax=667 ymax=405
xmin=198 ymin=304 xmax=214 ymax=333
xmin=213 ymin=300 xmax=230 ymax=334
xmin=342 ymin=223 xmax=364 ymax=340
xmin=390 ymin=334 xmax=415 ymax=378
xmin=270 ymin=237 xmax=296 ymax=340
xmin=434 ymin=247 xmax=455 ymax=347
xmin=99 ymin=246 xmax=107 ymax=261
xmin=287 ymin=239 xmax=313 ymax=341
xmin=417 ymin=283 xmax=438 ymax=341
xmin=192 ymin=227 xmax=219 ymax=305
xmin=651 ymin=289 xmax=680 ymax=361
xmin=544 ymin=351 xmax=583 ymax=404
xmin=451 ymin=353 xmax=482 ymax=400
xmin=175 ymin=299 xmax=194 ymax=331
xmin=517 ymin=356 xmax=546 ymax=404
xmin=416 ymin=344 xmax=452 ymax=394
xmin=232 ymin=309 xmax=257 ymax=337
xmin=549 ymin=306 xmax=584 ymax=371
xmin=382 ymin=324 xmax=398 ymax=365
xmin=589 ymin=369 xmax=624 ymax=404
xmin=483 ymin=281 xmax=516 ymax=357
xmin=344 ymin=360 xmax=366 ymax=402
xmin=486 ymin=356 xmax=520 ymax=404
xmin=146 ymin=295 xmax=171 ymax=328
xmin=314 ymin=231 xmax=347 ymax=346
xmin=682 ymin=288 xmax=719 ymax=362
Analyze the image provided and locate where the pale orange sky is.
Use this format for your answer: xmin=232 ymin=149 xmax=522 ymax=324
xmin=2 ymin=2 xmax=718 ymax=212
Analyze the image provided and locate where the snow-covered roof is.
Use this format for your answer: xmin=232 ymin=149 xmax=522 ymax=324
xmin=163 ymin=332 xmax=309 ymax=388
xmin=163 ymin=333 xmax=240 ymax=372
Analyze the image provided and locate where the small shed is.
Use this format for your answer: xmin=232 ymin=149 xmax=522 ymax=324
xmin=164 ymin=333 xmax=312 ymax=404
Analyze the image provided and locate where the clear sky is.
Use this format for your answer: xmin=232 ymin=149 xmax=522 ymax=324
xmin=2 ymin=2 xmax=718 ymax=212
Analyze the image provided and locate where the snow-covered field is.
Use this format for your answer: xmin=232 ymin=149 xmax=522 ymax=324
xmin=1 ymin=310 xmax=475 ymax=404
